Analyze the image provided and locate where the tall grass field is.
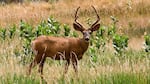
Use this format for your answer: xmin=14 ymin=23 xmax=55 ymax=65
xmin=0 ymin=0 xmax=150 ymax=84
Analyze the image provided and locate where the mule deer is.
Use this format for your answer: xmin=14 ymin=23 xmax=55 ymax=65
xmin=28 ymin=6 xmax=100 ymax=79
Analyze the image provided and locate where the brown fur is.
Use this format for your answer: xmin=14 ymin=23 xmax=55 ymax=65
xmin=31 ymin=35 xmax=89 ymax=60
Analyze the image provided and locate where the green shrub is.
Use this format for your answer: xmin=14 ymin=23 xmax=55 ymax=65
xmin=9 ymin=25 xmax=16 ymax=39
xmin=19 ymin=20 xmax=34 ymax=41
xmin=95 ymin=26 xmax=106 ymax=50
xmin=63 ymin=24 xmax=70 ymax=36
xmin=47 ymin=17 xmax=61 ymax=35
xmin=144 ymin=34 xmax=150 ymax=52
xmin=113 ymin=34 xmax=129 ymax=55
xmin=19 ymin=20 xmax=34 ymax=64
xmin=35 ymin=17 xmax=61 ymax=36
xmin=0 ymin=28 xmax=7 ymax=40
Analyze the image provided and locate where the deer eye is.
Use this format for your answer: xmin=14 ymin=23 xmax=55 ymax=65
xmin=82 ymin=31 xmax=86 ymax=34
xmin=89 ymin=31 xmax=92 ymax=34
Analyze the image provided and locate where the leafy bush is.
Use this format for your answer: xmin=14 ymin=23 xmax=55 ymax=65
xmin=35 ymin=20 xmax=50 ymax=37
xmin=19 ymin=20 xmax=34 ymax=64
xmin=71 ymin=31 xmax=78 ymax=37
xmin=108 ymin=16 xmax=118 ymax=36
xmin=47 ymin=17 xmax=61 ymax=35
xmin=63 ymin=24 xmax=70 ymax=36
xmin=144 ymin=34 xmax=150 ymax=52
xmin=89 ymin=46 xmax=98 ymax=63
xmin=113 ymin=34 xmax=129 ymax=55
xmin=95 ymin=26 xmax=106 ymax=50
xmin=8 ymin=25 xmax=16 ymax=39
xmin=0 ymin=28 xmax=6 ymax=40
xmin=19 ymin=20 xmax=34 ymax=41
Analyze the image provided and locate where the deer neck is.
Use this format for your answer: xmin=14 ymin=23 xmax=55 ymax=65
xmin=79 ymin=38 xmax=89 ymax=51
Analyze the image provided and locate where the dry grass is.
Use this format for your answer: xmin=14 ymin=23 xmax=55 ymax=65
xmin=0 ymin=54 xmax=149 ymax=83
xmin=0 ymin=2 xmax=50 ymax=27
xmin=0 ymin=0 xmax=150 ymax=32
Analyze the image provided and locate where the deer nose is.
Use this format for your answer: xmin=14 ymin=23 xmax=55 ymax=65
xmin=85 ymin=37 xmax=89 ymax=41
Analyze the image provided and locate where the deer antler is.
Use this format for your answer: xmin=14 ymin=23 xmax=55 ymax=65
xmin=91 ymin=6 xmax=100 ymax=28
xmin=74 ymin=7 xmax=83 ymax=28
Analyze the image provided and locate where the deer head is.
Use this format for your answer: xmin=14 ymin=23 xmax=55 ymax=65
xmin=73 ymin=6 xmax=100 ymax=42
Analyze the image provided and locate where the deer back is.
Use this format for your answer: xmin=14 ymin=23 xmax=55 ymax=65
xmin=31 ymin=35 xmax=89 ymax=60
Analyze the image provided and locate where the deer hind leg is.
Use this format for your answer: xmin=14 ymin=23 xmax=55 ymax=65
xmin=38 ymin=56 xmax=46 ymax=79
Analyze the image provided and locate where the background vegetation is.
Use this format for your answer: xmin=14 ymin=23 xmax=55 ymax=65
xmin=0 ymin=0 xmax=150 ymax=84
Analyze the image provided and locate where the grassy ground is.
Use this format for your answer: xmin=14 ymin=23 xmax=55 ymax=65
xmin=0 ymin=35 xmax=150 ymax=83
xmin=0 ymin=49 xmax=150 ymax=83
xmin=0 ymin=0 xmax=150 ymax=84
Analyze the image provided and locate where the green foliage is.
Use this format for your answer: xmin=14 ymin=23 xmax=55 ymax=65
xmin=71 ymin=31 xmax=78 ymax=37
xmin=35 ymin=17 xmax=61 ymax=37
xmin=63 ymin=24 xmax=71 ymax=36
xmin=144 ymin=34 xmax=150 ymax=52
xmin=8 ymin=25 xmax=16 ymax=39
xmin=113 ymin=34 xmax=129 ymax=55
xmin=35 ymin=20 xmax=51 ymax=36
xmin=96 ymin=26 xmax=106 ymax=38
xmin=89 ymin=46 xmax=98 ymax=63
xmin=91 ymin=16 xmax=119 ymax=53
xmin=39 ymin=18 xmax=61 ymax=36
xmin=47 ymin=17 xmax=61 ymax=35
xmin=19 ymin=20 xmax=34 ymax=41
xmin=95 ymin=26 xmax=106 ymax=50
xmin=19 ymin=20 xmax=34 ymax=64
xmin=0 ymin=28 xmax=6 ymax=40
xmin=108 ymin=16 xmax=118 ymax=38
xmin=108 ymin=24 xmax=116 ymax=36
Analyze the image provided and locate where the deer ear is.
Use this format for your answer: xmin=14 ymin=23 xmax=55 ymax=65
xmin=73 ymin=23 xmax=84 ymax=32
xmin=90 ymin=24 xmax=100 ymax=32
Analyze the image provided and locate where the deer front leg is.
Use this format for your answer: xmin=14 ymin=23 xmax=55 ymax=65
xmin=64 ymin=59 xmax=70 ymax=74
xmin=28 ymin=60 xmax=36 ymax=75
xmin=70 ymin=52 xmax=78 ymax=73
xmin=71 ymin=57 xmax=78 ymax=73
xmin=72 ymin=59 xmax=78 ymax=73
xmin=28 ymin=56 xmax=39 ymax=75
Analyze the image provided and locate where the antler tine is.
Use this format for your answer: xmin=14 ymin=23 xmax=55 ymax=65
xmin=74 ymin=7 xmax=83 ymax=28
xmin=75 ymin=7 xmax=80 ymax=21
xmin=91 ymin=5 xmax=100 ymax=27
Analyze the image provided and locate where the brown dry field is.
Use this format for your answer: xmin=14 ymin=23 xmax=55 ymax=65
xmin=0 ymin=0 xmax=150 ymax=50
